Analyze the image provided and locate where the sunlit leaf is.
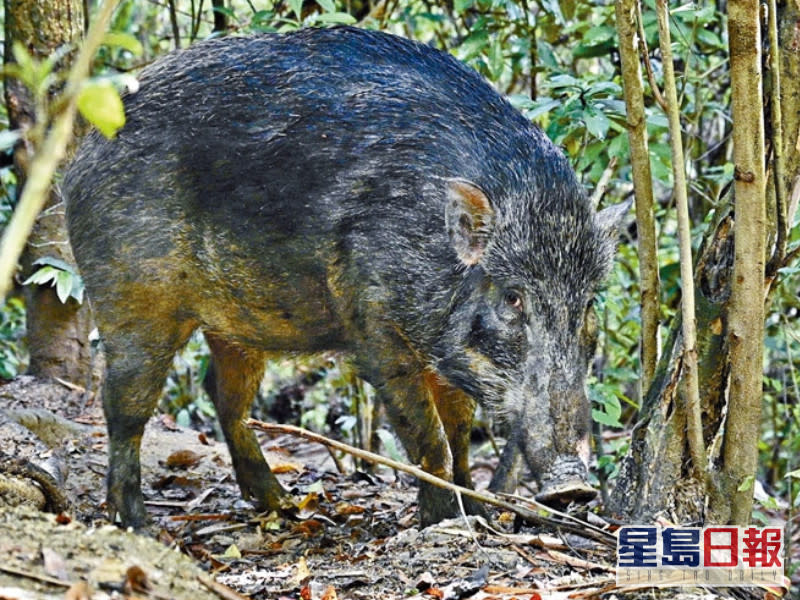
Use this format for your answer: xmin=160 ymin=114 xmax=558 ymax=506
xmin=0 ymin=130 xmax=20 ymax=152
xmin=102 ymin=31 xmax=143 ymax=56
xmin=458 ymin=30 xmax=489 ymax=61
xmin=77 ymin=80 xmax=126 ymax=138
xmin=312 ymin=12 xmax=357 ymax=24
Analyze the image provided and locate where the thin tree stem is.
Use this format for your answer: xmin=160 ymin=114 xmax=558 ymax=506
xmin=656 ymin=0 xmax=706 ymax=482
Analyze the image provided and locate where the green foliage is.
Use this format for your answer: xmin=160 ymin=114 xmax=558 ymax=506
xmin=76 ymin=80 xmax=126 ymax=138
xmin=22 ymin=256 xmax=84 ymax=304
xmin=160 ymin=331 xmax=215 ymax=429
xmin=0 ymin=297 xmax=26 ymax=380
xmin=4 ymin=42 xmax=69 ymax=103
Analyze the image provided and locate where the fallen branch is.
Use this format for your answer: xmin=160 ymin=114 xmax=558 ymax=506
xmin=198 ymin=574 xmax=250 ymax=600
xmin=0 ymin=563 xmax=71 ymax=588
xmin=248 ymin=419 xmax=616 ymax=547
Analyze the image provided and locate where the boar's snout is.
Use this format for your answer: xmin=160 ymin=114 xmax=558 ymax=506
xmin=534 ymin=455 xmax=597 ymax=507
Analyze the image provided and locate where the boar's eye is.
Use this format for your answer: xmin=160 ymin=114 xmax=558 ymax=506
xmin=503 ymin=289 xmax=524 ymax=313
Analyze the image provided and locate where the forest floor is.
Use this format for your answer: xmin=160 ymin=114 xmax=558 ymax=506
xmin=0 ymin=376 xmax=790 ymax=600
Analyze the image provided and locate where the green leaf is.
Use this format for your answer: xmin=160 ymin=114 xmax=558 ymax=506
xmin=607 ymin=132 xmax=629 ymax=159
xmin=288 ymin=0 xmax=303 ymax=19
xmin=696 ymin=28 xmax=723 ymax=49
xmin=55 ymin=270 xmax=72 ymax=304
xmin=71 ymin=280 xmax=85 ymax=304
xmin=77 ymin=80 xmax=126 ymax=138
xmin=212 ymin=5 xmax=237 ymax=20
xmin=335 ymin=415 xmax=357 ymax=431
xmin=586 ymin=81 xmax=622 ymax=97
xmin=316 ymin=0 xmax=336 ymax=12
xmin=454 ymin=0 xmax=474 ymax=11
xmin=312 ymin=12 xmax=357 ymax=24
xmin=646 ymin=113 xmax=669 ymax=129
xmin=548 ymin=73 xmax=581 ymax=88
xmin=526 ymin=98 xmax=562 ymax=119
xmin=32 ymin=256 xmax=74 ymax=271
xmin=592 ymin=408 xmax=622 ymax=428
xmin=251 ymin=9 xmax=275 ymax=24
xmin=23 ymin=265 xmax=59 ymax=287
xmin=11 ymin=42 xmax=35 ymax=85
xmin=737 ymin=475 xmax=755 ymax=492
xmin=102 ymin=32 xmax=143 ymax=56
xmin=507 ymin=94 xmax=537 ymax=111
xmin=458 ymin=30 xmax=489 ymax=61
xmin=583 ymin=107 xmax=611 ymax=139
xmin=0 ymin=130 xmax=20 ymax=152
xmin=582 ymin=25 xmax=615 ymax=46
xmin=488 ymin=39 xmax=504 ymax=80
xmin=670 ymin=2 xmax=697 ymax=13
xmin=375 ymin=428 xmax=405 ymax=463
xmin=176 ymin=408 xmax=191 ymax=428
xmin=23 ymin=258 xmax=84 ymax=304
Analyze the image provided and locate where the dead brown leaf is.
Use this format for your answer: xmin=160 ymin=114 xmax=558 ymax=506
xmin=272 ymin=463 xmax=301 ymax=474
xmin=124 ymin=565 xmax=151 ymax=594
xmin=165 ymin=449 xmax=204 ymax=470
xmin=320 ymin=585 xmax=338 ymax=600
xmin=292 ymin=519 xmax=324 ymax=538
xmin=297 ymin=492 xmax=320 ymax=512
xmin=334 ymin=502 xmax=365 ymax=516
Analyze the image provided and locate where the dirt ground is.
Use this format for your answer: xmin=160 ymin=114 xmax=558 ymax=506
xmin=0 ymin=376 xmax=790 ymax=600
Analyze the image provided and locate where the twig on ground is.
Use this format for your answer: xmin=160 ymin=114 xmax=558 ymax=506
xmin=198 ymin=574 xmax=250 ymax=600
xmin=248 ymin=419 xmax=616 ymax=547
xmin=54 ymin=377 xmax=87 ymax=393
xmin=0 ymin=564 xmax=71 ymax=587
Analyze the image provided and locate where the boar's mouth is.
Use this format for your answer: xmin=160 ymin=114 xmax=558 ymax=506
xmin=516 ymin=411 xmax=598 ymax=507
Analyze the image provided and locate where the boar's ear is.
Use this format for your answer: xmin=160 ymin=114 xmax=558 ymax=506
xmin=445 ymin=178 xmax=495 ymax=266
xmin=595 ymin=198 xmax=632 ymax=241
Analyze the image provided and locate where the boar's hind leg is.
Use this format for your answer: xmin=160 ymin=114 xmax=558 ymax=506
xmin=424 ymin=371 xmax=487 ymax=518
xmin=102 ymin=320 xmax=196 ymax=529
xmin=204 ymin=333 xmax=290 ymax=513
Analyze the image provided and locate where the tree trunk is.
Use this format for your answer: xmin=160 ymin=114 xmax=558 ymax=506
xmin=778 ymin=0 xmax=800 ymax=199
xmin=613 ymin=0 xmax=661 ymax=398
xmin=711 ymin=0 xmax=767 ymax=526
xmin=612 ymin=0 xmax=796 ymax=525
xmin=212 ymin=0 xmax=228 ymax=33
xmin=609 ymin=212 xmax=734 ymax=523
xmin=4 ymin=0 xmax=94 ymax=387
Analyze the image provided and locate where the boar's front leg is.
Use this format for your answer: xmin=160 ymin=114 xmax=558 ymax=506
xmin=359 ymin=344 xmax=483 ymax=525
xmin=423 ymin=371 xmax=488 ymax=518
xmin=374 ymin=368 xmax=457 ymax=526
